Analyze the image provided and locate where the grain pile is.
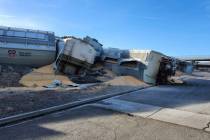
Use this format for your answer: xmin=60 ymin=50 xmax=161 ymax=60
xmin=105 ymin=76 xmax=148 ymax=87
xmin=19 ymin=65 xmax=74 ymax=87
xmin=33 ymin=64 xmax=55 ymax=74
xmin=175 ymin=71 xmax=185 ymax=77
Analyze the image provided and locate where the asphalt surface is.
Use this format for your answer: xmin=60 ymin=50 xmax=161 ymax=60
xmin=117 ymin=72 xmax=210 ymax=115
xmin=0 ymin=72 xmax=210 ymax=140
xmin=1 ymin=106 xmax=210 ymax=140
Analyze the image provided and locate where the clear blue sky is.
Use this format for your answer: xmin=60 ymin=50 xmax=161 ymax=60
xmin=0 ymin=0 xmax=210 ymax=56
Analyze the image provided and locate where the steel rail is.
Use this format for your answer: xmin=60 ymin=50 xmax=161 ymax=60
xmin=0 ymin=86 xmax=150 ymax=127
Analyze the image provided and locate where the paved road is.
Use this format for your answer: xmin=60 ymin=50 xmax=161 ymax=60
xmin=94 ymin=72 xmax=210 ymax=131
xmin=117 ymin=74 xmax=210 ymax=115
xmin=0 ymin=72 xmax=210 ymax=140
xmin=1 ymin=106 xmax=210 ymax=140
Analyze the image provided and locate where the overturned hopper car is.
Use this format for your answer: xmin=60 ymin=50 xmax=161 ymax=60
xmin=55 ymin=37 xmax=97 ymax=74
xmin=127 ymin=50 xmax=176 ymax=84
xmin=0 ymin=26 xmax=56 ymax=67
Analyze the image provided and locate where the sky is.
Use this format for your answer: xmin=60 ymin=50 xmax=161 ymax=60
xmin=0 ymin=0 xmax=210 ymax=57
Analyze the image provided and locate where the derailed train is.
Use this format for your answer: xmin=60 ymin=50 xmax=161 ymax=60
xmin=0 ymin=26 xmax=56 ymax=67
xmin=0 ymin=26 xmax=193 ymax=84
xmin=0 ymin=26 xmax=99 ymax=68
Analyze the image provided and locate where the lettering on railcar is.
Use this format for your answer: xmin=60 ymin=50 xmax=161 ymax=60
xmin=19 ymin=52 xmax=32 ymax=56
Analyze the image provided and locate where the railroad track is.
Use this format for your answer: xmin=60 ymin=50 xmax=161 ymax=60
xmin=0 ymin=86 xmax=150 ymax=127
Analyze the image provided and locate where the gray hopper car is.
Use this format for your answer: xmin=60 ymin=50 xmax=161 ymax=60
xmin=0 ymin=26 xmax=56 ymax=67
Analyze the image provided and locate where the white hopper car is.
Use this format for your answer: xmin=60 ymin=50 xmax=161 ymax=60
xmin=128 ymin=50 xmax=166 ymax=84
xmin=55 ymin=37 xmax=97 ymax=73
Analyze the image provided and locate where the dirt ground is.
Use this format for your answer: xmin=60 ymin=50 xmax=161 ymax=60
xmin=0 ymin=84 xmax=145 ymax=119
xmin=0 ymin=64 xmax=32 ymax=87
xmin=0 ymin=64 xmax=149 ymax=119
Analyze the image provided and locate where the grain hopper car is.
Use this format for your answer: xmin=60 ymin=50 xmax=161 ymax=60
xmin=0 ymin=26 xmax=56 ymax=67
xmin=55 ymin=36 xmax=97 ymax=74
